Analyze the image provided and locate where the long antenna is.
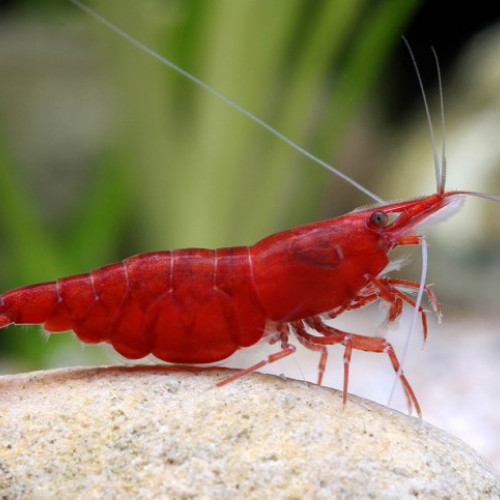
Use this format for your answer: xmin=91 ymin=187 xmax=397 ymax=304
xmin=432 ymin=47 xmax=447 ymax=194
xmin=387 ymin=238 xmax=428 ymax=417
xmin=402 ymin=37 xmax=442 ymax=193
xmin=388 ymin=40 xmax=436 ymax=415
xmin=69 ymin=0 xmax=383 ymax=203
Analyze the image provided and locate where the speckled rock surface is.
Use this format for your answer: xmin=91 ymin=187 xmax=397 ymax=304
xmin=0 ymin=367 xmax=498 ymax=499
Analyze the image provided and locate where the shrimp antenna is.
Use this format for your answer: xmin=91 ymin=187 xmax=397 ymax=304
xmin=407 ymin=44 xmax=500 ymax=205
xmin=387 ymin=238 xmax=428 ymax=417
xmin=401 ymin=37 xmax=442 ymax=193
xmin=388 ymin=39 xmax=438 ymax=415
xmin=432 ymin=47 xmax=447 ymax=194
xmin=69 ymin=0 xmax=384 ymax=204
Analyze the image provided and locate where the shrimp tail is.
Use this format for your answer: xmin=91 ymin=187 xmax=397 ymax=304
xmin=0 ymin=282 xmax=73 ymax=331
xmin=0 ymin=271 xmax=117 ymax=347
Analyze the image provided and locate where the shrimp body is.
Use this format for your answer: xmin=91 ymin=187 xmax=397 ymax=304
xmin=0 ymin=191 xmax=465 ymax=415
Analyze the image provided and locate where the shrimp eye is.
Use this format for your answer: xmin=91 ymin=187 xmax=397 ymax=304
xmin=369 ymin=211 xmax=388 ymax=227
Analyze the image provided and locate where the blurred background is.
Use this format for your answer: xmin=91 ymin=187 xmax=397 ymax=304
xmin=0 ymin=0 xmax=499 ymax=467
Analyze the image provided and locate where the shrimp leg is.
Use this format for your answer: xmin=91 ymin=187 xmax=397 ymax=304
xmin=341 ymin=276 xmax=440 ymax=343
xmin=216 ymin=325 xmax=296 ymax=387
xmin=296 ymin=317 xmax=421 ymax=416
xmin=292 ymin=321 xmax=330 ymax=387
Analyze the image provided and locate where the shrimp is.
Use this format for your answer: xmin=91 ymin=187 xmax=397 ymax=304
xmin=2 ymin=187 xmax=497 ymax=417
xmin=0 ymin=1 xmax=498 ymax=417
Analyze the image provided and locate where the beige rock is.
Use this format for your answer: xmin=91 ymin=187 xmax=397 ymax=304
xmin=0 ymin=367 xmax=497 ymax=499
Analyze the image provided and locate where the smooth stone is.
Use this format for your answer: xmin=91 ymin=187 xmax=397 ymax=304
xmin=0 ymin=366 xmax=498 ymax=499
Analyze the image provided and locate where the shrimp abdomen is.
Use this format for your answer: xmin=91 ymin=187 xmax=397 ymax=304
xmin=0 ymin=249 xmax=268 ymax=363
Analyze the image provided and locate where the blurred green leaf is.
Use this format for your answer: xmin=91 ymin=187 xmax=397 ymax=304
xmin=0 ymin=0 xmax=421 ymax=369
